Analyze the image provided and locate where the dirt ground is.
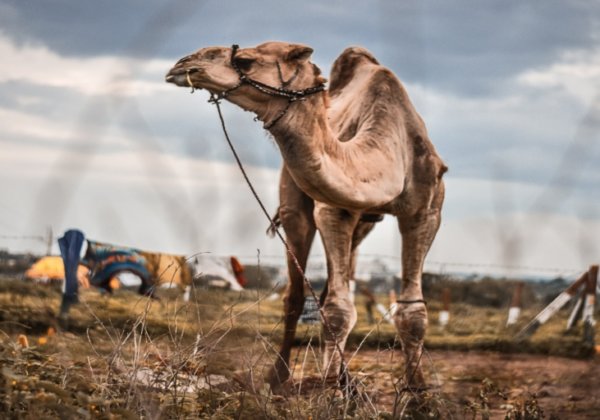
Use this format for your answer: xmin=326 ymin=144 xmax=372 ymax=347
xmin=334 ymin=349 xmax=600 ymax=419
xmin=2 ymin=281 xmax=599 ymax=418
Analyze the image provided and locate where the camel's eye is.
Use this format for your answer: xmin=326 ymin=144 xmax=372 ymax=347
xmin=233 ymin=57 xmax=255 ymax=72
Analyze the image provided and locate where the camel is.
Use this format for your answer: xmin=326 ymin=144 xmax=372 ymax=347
xmin=166 ymin=42 xmax=447 ymax=392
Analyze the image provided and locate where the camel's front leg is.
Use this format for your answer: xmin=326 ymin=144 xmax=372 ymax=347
xmin=313 ymin=203 xmax=360 ymax=381
xmin=395 ymin=184 xmax=444 ymax=389
xmin=268 ymin=168 xmax=316 ymax=391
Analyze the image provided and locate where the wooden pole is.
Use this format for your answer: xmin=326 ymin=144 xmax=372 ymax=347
xmin=506 ymin=282 xmax=524 ymax=326
xmin=517 ymin=269 xmax=590 ymax=339
xmin=583 ymin=265 xmax=598 ymax=346
xmin=439 ymin=287 xmax=450 ymax=327
xmin=46 ymin=226 xmax=53 ymax=256
xmin=183 ymin=285 xmax=191 ymax=302
xmin=566 ymin=292 xmax=584 ymax=331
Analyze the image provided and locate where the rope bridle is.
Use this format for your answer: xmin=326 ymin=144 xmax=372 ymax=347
xmin=188 ymin=44 xmax=326 ymax=129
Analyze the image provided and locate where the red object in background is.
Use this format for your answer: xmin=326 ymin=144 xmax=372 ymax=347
xmin=230 ymin=256 xmax=248 ymax=288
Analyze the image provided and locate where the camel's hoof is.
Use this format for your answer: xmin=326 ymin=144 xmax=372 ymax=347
xmin=269 ymin=380 xmax=293 ymax=396
xmin=266 ymin=366 xmax=292 ymax=395
xmin=393 ymin=387 xmax=442 ymax=419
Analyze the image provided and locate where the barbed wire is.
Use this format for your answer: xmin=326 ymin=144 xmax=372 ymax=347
xmin=208 ymin=252 xmax=582 ymax=276
xmin=0 ymin=235 xmax=45 ymax=242
xmin=0 ymin=233 xmax=581 ymax=277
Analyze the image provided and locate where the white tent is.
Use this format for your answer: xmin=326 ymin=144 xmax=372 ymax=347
xmin=189 ymin=255 xmax=243 ymax=291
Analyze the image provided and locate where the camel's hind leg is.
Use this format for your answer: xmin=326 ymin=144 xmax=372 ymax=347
xmin=268 ymin=167 xmax=316 ymax=391
xmin=395 ymin=182 xmax=444 ymax=389
xmin=313 ymin=202 xmax=361 ymax=381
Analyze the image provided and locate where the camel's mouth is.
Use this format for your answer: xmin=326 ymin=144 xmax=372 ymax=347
xmin=165 ymin=66 xmax=202 ymax=89
xmin=164 ymin=73 xmax=177 ymax=83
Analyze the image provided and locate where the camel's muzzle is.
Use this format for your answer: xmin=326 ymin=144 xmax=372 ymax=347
xmin=165 ymin=65 xmax=201 ymax=87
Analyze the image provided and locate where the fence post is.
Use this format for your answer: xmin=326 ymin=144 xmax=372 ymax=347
xmin=378 ymin=290 xmax=397 ymax=324
xmin=583 ymin=265 xmax=598 ymax=346
xmin=566 ymin=291 xmax=584 ymax=331
xmin=439 ymin=287 xmax=450 ymax=327
xmin=517 ymin=269 xmax=590 ymax=339
xmin=183 ymin=285 xmax=191 ymax=302
xmin=506 ymin=282 xmax=523 ymax=326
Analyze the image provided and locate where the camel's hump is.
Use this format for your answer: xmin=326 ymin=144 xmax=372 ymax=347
xmin=329 ymin=47 xmax=380 ymax=95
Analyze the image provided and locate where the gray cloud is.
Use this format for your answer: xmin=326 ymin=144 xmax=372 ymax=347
xmin=0 ymin=0 xmax=600 ymax=233
xmin=0 ymin=78 xmax=282 ymax=168
xmin=1 ymin=1 xmax=597 ymax=96
xmin=377 ymin=2 xmax=599 ymax=96
xmin=1 ymin=0 xmax=599 ymax=268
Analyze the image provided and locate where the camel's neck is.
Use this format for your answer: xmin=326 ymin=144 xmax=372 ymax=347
xmin=268 ymin=95 xmax=405 ymax=210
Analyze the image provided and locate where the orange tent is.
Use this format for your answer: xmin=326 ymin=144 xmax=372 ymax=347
xmin=25 ymin=256 xmax=90 ymax=287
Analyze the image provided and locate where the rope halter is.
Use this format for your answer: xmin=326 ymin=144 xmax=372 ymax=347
xmin=198 ymin=44 xmax=326 ymax=129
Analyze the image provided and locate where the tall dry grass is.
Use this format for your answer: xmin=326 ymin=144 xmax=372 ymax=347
xmin=0 ymin=278 xmax=595 ymax=418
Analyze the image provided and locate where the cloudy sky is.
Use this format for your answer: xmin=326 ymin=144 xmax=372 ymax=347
xmin=1 ymin=1 xmax=599 ymax=278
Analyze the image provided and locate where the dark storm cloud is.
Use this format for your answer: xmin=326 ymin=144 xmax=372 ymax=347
xmin=1 ymin=1 xmax=597 ymax=96
xmin=376 ymin=1 xmax=599 ymax=95
xmin=0 ymin=0 xmax=204 ymax=58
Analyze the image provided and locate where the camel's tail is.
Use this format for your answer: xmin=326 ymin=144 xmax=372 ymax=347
xmin=266 ymin=207 xmax=281 ymax=237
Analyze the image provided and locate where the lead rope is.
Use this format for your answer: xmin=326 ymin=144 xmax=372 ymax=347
xmin=207 ymin=93 xmax=355 ymax=394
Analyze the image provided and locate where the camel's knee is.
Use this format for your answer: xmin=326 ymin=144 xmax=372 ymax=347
xmin=395 ymin=302 xmax=428 ymax=333
xmin=321 ymin=295 xmax=356 ymax=378
xmin=322 ymin=296 xmax=357 ymax=340
xmin=394 ymin=303 xmax=428 ymax=344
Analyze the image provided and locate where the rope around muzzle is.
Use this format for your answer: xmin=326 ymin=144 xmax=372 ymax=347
xmin=186 ymin=44 xmax=326 ymax=129
xmin=202 ymin=91 xmax=356 ymax=392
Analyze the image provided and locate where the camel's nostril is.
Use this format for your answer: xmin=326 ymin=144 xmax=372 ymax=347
xmin=187 ymin=68 xmax=199 ymax=74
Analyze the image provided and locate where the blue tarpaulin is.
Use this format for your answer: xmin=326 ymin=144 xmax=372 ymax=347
xmin=84 ymin=240 xmax=151 ymax=291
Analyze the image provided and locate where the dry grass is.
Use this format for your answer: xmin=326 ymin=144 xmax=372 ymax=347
xmin=0 ymin=278 xmax=597 ymax=418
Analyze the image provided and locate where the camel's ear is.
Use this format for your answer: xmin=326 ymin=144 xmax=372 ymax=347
xmin=286 ymin=45 xmax=313 ymax=62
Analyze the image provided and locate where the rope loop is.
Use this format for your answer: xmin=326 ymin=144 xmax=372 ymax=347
xmin=396 ymin=299 xmax=427 ymax=306
xmin=226 ymin=43 xmax=325 ymax=129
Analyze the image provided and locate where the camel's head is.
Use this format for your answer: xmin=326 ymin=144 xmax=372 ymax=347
xmin=166 ymin=42 xmax=326 ymax=123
